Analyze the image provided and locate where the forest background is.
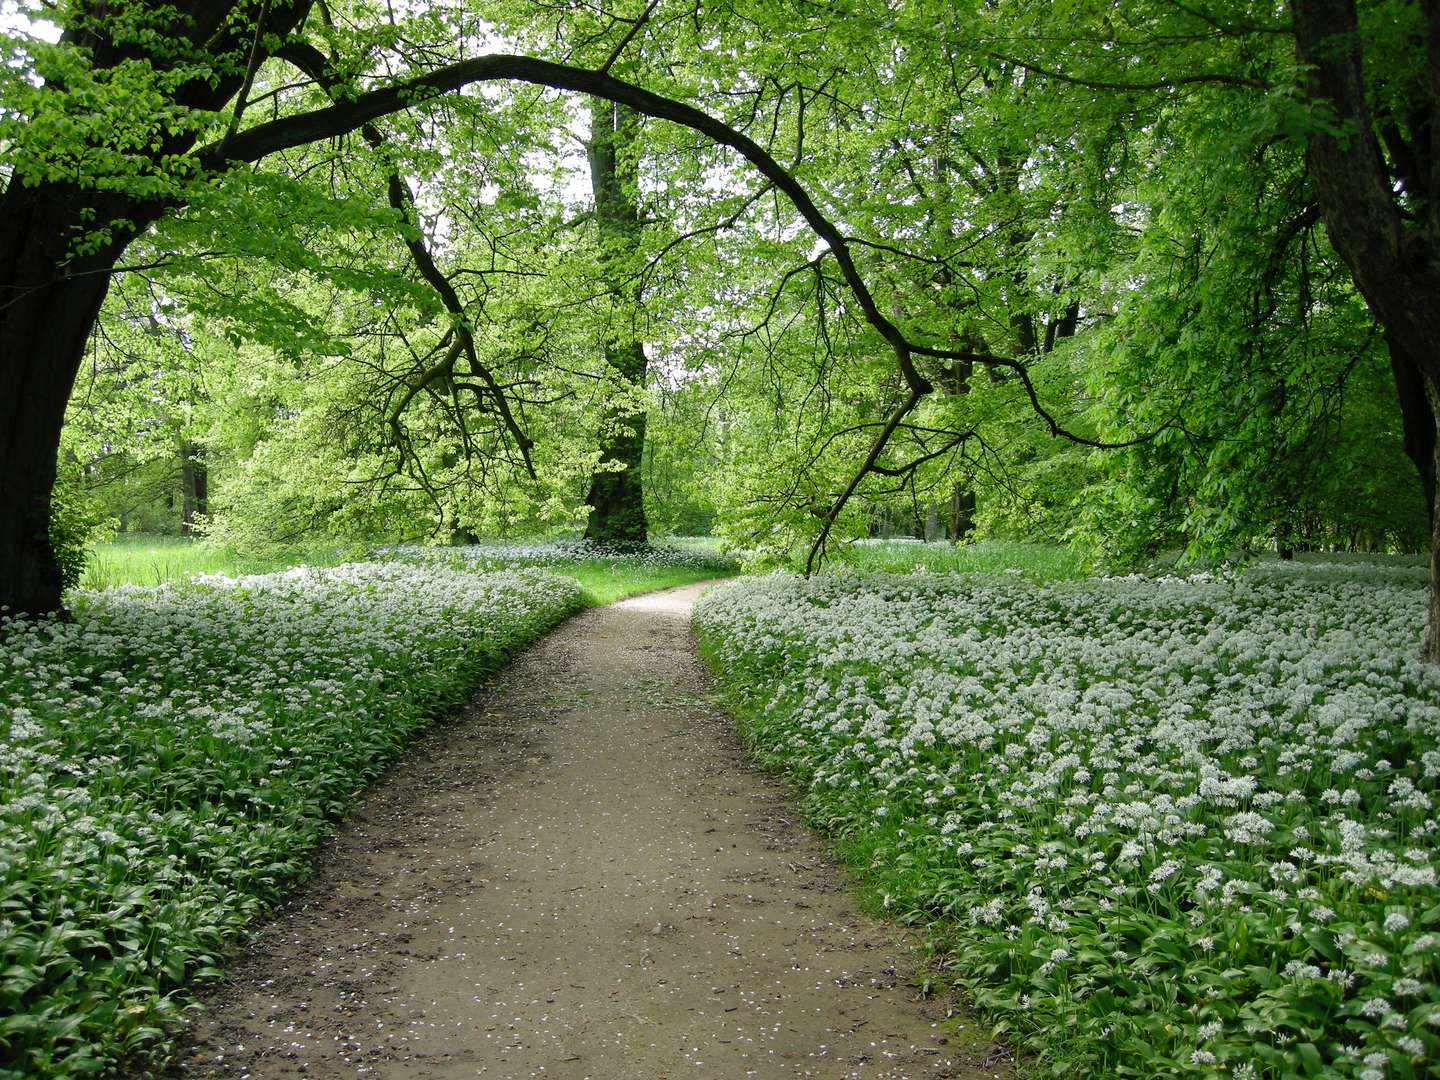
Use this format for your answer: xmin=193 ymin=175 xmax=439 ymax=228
xmin=1 ymin=0 xmax=1433 ymax=638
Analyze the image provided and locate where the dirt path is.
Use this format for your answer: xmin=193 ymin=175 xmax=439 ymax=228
xmin=170 ymin=583 xmax=1010 ymax=1080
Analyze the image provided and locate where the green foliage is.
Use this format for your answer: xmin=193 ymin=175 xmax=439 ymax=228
xmin=0 ymin=564 xmax=585 ymax=1077
xmin=20 ymin=0 xmax=1422 ymax=576
xmin=696 ymin=562 xmax=1440 ymax=1076
xmin=47 ymin=467 xmax=113 ymax=593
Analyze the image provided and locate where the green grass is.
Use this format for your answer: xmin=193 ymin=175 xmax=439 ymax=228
xmin=819 ymin=539 xmax=1088 ymax=581
xmin=80 ymin=535 xmax=344 ymax=589
xmin=563 ymin=561 xmax=731 ymax=605
xmin=656 ymin=534 xmax=731 ymax=554
xmin=82 ymin=535 xmax=733 ymax=603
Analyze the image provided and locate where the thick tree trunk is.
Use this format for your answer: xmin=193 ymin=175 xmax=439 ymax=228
xmin=584 ymin=345 xmax=649 ymax=545
xmin=0 ymin=186 xmax=145 ymax=616
xmin=1425 ymin=376 xmax=1440 ymax=661
xmin=0 ymin=0 xmax=314 ymax=618
xmin=1291 ymin=0 xmax=1440 ymax=658
xmin=941 ymin=357 xmax=977 ymax=544
xmin=1389 ymin=339 xmax=1437 ymax=525
xmin=583 ymin=98 xmax=649 ymax=545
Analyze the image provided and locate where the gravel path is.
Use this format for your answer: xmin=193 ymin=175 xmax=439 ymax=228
xmin=169 ymin=582 xmax=1011 ymax=1080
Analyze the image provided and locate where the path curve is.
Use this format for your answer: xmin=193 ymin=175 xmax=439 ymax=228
xmin=170 ymin=583 xmax=1009 ymax=1080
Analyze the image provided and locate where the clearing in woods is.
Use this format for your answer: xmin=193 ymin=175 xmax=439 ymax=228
xmin=171 ymin=583 xmax=1011 ymax=1080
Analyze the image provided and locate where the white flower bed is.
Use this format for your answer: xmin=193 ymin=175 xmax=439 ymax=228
xmin=694 ymin=563 xmax=1440 ymax=1076
xmin=378 ymin=539 xmax=736 ymax=574
xmin=0 ymin=563 xmax=581 ymax=1076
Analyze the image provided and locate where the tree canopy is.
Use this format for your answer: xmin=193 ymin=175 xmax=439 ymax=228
xmin=0 ymin=0 xmax=1434 ymax=643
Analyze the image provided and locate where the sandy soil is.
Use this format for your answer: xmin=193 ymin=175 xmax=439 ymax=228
xmin=165 ymin=583 xmax=1013 ymax=1080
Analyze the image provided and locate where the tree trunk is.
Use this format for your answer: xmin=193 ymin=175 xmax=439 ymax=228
xmin=0 ymin=185 xmax=147 ymax=616
xmin=1389 ymin=338 xmax=1437 ymax=525
xmin=1425 ymin=377 xmax=1440 ymax=661
xmin=924 ymin=504 xmax=940 ymax=542
xmin=1291 ymin=0 xmax=1440 ymax=658
xmin=950 ymin=483 xmax=977 ymax=543
xmin=584 ymin=348 xmax=649 ymax=545
xmin=941 ymin=356 xmax=978 ymax=544
xmin=583 ymin=98 xmax=649 ymax=545
xmin=0 ymin=0 xmax=314 ymax=618
xmin=180 ymin=440 xmax=208 ymax=536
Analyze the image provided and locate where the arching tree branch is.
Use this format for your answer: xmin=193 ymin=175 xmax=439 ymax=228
xmin=277 ymin=41 xmax=537 ymax=478
xmin=200 ymin=50 xmax=1161 ymax=565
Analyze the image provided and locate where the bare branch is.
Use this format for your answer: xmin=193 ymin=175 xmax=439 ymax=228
xmin=805 ymin=377 xmax=926 ymax=575
xmin=600 ymin=0 xmax=660 ymax=74
xmin=278 ymin=41 xmax=537 ymax=477
xmin=986 ymin=50 xmax=1268 ymax=93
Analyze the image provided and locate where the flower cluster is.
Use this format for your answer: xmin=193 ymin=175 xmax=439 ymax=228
xmin=694 ymin=562 xmax=1440 ymax=1077
xmin=0 ymin=563 xmax=582 ymax=1077
xmin=380 ymin=539 xmax=737 ymax=574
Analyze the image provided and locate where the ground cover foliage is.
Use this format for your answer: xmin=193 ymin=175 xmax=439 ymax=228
xmin=694 ymin=561 xmax=1440 ymax=1077
xmin=0 ymin=562 xmax=583 ymax=1077
xmin=385 ymin=541 xmax=739 ymax=604
xmin=81 ymin=535 xmax=738 ymax=601
xmin=384 ymin=538 xmax=736 ymax=574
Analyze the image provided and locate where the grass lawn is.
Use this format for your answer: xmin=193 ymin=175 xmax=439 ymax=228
xmin=561 ymin=559 xmax=730 ymax=604
xmin=81 ymin=535 xmax=734 ymax=604
xmin=79 ymin=535 xmax=346 ymax=589
xmin=818 ymin=538 xmax=1088 ymax=581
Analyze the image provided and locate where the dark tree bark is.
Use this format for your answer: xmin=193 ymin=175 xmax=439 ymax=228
xmin=1044 ymin=300 xmax=1081 ymax=354
xmin=180 ymin=440 xmax=208 ymax=536
xmin=583 ymin=350 xmax=649 ymax=545
xmin=0 ymin=0 xmax=313 ymax=616
xmin=0 ymin=189 xmax=134 ymax=615
xmin=950 ymin=484 xmax=977 ymax=542
xmin=1389 ymin=337 xmax=1437 ymax=523
xmin=941 ymin=357 xmax=978 ymax=543
xmin=1290 ymin=0 xmax=1440 ymax=657
xmin=583 ymin=98 xmax=649 ymax=545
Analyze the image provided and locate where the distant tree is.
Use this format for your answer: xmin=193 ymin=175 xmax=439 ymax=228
xmin=3 ymin=0 xmax=1438 ymax=660
xmin=583 ymin=98 xmax=649 ymax=544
